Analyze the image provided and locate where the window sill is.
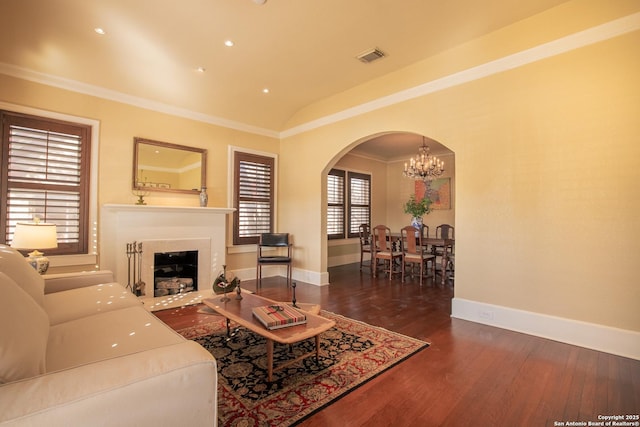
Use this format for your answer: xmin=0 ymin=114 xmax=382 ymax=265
xmin=49 ymin=254 xmax=98 ymax=268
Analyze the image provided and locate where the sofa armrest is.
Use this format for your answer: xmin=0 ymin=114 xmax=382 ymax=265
xmin=0 ymin=341 xmax=217 ymax=427
xmin=43 ymin=270 xmax=115 ymax=294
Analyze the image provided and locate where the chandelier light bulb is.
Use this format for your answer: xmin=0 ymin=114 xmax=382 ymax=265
xmin=403 ymin=137 xmax=445 ymax=182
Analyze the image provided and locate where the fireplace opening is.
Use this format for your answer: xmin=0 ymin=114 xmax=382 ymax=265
xmin=154 ymin=250 xmax=198 ymax=297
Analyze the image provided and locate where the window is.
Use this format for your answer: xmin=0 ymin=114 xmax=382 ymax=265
xmin=327 ymin=169 xmax=370 ymax=239
xmin=327 ymin=169 xmax=345 ymax=239
xmin=233 ymin=151 xmax=274 ymax=245
xmin=1 ymin=111 xmax=91 ymax=255
xmin=348 ymin=172 xmax=371 ymax=238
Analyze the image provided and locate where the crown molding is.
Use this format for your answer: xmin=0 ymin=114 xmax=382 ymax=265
xmin=0 ymin=62 xmax=279 ymax=139
xmin=1 ymin=12 xmax=638 ymax=140
xmin=281 ymin=12 xmax=640 ymax=138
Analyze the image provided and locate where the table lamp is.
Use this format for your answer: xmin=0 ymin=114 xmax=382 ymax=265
xmin=10 ymin=219 xmax=58 ymax=274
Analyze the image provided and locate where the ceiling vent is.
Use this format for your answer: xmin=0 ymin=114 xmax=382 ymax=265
xmin=356 ymin=48 xmax=386 ymax=64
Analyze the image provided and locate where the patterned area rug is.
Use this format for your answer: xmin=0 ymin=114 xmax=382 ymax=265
xmin=176 ymin=311 xmax=429 ymax=426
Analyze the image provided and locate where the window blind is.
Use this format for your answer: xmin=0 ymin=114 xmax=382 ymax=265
xmin=327 ymin=169 xmax=345 ymax=239
xmin=348 ymin=172 xmax=371 ymax=238
xmin=1 ymin=112 xmax=90 ymax=254
xmin=233 ymin=152 xmax=274 ymax=245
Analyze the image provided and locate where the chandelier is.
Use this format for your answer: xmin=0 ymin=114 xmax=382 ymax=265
xmin=403 ymin=137 xmax=445 ymax=181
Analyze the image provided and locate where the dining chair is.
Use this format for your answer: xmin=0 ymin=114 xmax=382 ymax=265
xmin=421 ymin=224 xmax=430 ymax=240
xmin=400 ymin=225 xmax=435 ymax=286
xmin=358 ymin=223 xmax=372 ymax=272
xmin=256 ymin=233 xmax=292 ymax=288
xmin=434 ymin=224 xmax=455 ymax=282
xmin=372 ymin=225 xmax=402 ymax=280
xmin=436 ymin=224 xmax=455 ymax=240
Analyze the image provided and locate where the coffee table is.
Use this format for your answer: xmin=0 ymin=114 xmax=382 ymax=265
xmin=202 ymin=293 xmax=335 ymax=382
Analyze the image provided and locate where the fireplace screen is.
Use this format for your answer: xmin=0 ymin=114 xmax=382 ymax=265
xmin=154 ymin=251 xmax=198 ymax=297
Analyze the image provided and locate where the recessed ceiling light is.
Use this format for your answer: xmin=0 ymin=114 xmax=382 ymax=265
xmin=224 ymin=40 xmax=234 ymax=47
xmin=262 ymin=88 xmax=270 ymax=94
xmin=196 ymin=67 xmax=206 ymax=73
xmin=94 ymin=28 xmax=106 ymax=35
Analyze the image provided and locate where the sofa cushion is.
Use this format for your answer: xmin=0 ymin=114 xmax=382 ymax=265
xmin=0 ymin=244 xmax=45 ymax=307
xmin=44 ymin=282 xmax=142 ymax=325
xmin=0 ymin=272 xmax=49 ymax=384
xmin=46 ymin=306 xmax=185 ymax=372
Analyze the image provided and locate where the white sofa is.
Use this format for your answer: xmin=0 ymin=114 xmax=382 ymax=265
xmin=0 ymin=244 xmax=217 ymax=426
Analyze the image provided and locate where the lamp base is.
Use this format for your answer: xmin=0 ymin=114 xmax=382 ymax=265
xmin=25 ymin=251 xmax=50 ymax=275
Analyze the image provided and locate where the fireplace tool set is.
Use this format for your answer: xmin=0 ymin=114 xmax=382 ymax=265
xmin=126 ymin=242 xmax=146 ymax=296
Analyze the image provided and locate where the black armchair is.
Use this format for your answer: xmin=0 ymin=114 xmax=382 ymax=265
xmin=256 ymin=233 xmax=292 ymax=288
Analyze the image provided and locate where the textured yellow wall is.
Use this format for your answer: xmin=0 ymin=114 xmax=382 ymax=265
xmin=0 ymin=73 xmax=279 ymax=272
xmin=280 ymin=3 xmax=640 ymax=331
xmin=1 ymin=0 xmax=638 ymax=333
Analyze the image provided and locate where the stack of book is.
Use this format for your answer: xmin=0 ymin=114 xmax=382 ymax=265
xmin=252 ymin=305 xmax=307 ymax=330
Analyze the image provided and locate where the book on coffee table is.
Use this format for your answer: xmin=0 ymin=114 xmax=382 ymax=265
xmin=252 ymin=305 xmax=307 ymax=330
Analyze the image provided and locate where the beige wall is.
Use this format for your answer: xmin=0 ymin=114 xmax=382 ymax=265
xmin=0 ymin=73 xmax=280 ymax=274
xmin=1 ymin=0 xmax=638 ymax=335
xmin=279 ymin=2 xmax=640 ymax=333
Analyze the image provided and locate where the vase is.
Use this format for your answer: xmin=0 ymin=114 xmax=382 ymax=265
xmin=411 ymin=216 xmax=422 ymax=237
xmin=199 ymin=187 xmax=208 ymax=207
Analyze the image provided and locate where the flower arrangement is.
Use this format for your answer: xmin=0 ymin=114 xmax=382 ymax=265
xmin=403 ymin=194 xmax=432 ymax=218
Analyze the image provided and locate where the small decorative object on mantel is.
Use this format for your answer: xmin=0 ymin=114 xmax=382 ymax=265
xmin=199 ymin=187 xmax=208 ymax=207
xmin=403 ymin=194 xmax=432 ymax=235
xmin=132 ymin=188 xmax=149 ymax=205
xmin=212 ymin=265 xmax=239 ymax=302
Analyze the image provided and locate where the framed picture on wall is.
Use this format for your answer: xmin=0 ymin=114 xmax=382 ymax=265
xmin=415 ymin=177 xmax=451 ymax=210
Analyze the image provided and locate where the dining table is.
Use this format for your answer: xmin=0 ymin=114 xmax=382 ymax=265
xmin=387 ymin=232 xmax=454 ymax=285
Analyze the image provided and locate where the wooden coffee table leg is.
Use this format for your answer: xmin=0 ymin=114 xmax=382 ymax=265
xmin=266 ymin=339 xmax=274 ymax=382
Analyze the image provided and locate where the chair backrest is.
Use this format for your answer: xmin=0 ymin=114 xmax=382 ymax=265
xmin=436 ymin=224 xmax=455 ymax=240
xmin=421 ymin=225 xmax=430 ymax=239
xmin=358 ymin=224 xmax=370 ymax=246
xmin=259 ymin=233 xmax=289 ymax=247
xmin=372 ymin=225 xmax=391 ymax=252
xmin=401 ymin=226 xmax=421 ymax=254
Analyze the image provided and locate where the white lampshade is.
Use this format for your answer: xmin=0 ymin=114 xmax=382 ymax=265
xmin=11 ymin=222 xmax=58 ymax=250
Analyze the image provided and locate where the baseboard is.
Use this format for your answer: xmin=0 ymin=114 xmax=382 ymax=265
xmin=230 ymin=266 xmax=329 ymax=286
xmin=451 ymin=298 xmax=640 ymax=360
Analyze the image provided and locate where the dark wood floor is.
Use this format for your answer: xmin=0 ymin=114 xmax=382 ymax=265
xmin=155 ymin=263 xmax=640 ymax=427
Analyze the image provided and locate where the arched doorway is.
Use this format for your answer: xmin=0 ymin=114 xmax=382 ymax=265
xmin=323 ymin=131 xmax=455 ymax=272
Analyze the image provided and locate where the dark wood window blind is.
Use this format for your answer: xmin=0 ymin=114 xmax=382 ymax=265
xmin=327 ymin=169 xmax=345 ymax=239
xmin=0 ymin=111 xmax=91 ymax=255
xmin=347 ymin=172 xmax=371 ymax=238
xmin=233 ymin=152 xmax=274 ymax=245
xmin=327 ymin=169 xmax=371 ymax=239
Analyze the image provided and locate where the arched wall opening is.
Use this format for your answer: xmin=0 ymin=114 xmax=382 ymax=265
xmin=321 ymin=131 xmax=456 ymax=277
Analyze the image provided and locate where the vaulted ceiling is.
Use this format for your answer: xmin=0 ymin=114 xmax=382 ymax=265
xmin=0 ymin=0 xmax=570 ymax=158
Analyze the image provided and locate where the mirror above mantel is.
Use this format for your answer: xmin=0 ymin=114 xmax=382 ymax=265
xmin=133 ymin=137 xmax=207 ymax=194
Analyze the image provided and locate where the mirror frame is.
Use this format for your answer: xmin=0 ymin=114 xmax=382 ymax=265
xmin=133 ymin=137 xmax=207 ymax=194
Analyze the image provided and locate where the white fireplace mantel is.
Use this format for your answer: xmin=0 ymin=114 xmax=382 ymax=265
xmin=100 ymin=204 xmax=234 ymax=309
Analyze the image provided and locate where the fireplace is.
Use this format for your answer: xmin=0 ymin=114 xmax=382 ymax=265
xmin=100 ymin=204 xmax=234 ymax=310
xmin=153 ymin=250 xmax=198 ymax=297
